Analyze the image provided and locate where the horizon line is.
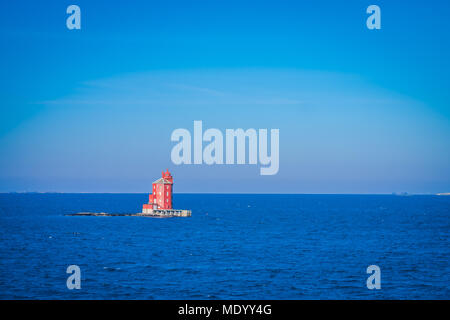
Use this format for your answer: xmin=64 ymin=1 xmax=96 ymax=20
xmin=1 ymin=191 xmax=447 ymax=196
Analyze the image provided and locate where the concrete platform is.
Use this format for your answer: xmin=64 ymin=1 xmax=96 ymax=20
xmin=140 ymin=208 xmax=191 ymax=217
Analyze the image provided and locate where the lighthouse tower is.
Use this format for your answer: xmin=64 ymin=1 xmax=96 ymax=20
xmin=142 ymin=169 xmax=173 ymax=212
xmin=141 ymin=170 xmax=191 ymax=217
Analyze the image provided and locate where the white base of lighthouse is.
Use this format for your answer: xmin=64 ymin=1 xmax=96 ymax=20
xmin=141 ymin=208 xmax=191 ymax=217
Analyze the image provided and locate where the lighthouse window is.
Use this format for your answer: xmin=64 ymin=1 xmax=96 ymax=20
xmin=166 ymin=192 xmax=168 ymax=196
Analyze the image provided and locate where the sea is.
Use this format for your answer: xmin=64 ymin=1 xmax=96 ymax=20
xmin=0 ymin=193 xmax=448 ymax=299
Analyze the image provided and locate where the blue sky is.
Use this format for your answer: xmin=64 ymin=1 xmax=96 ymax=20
xmin=0 ymin=0 xmax=449 ymax=193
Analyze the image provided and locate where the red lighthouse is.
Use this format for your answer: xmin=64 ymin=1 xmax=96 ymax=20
xmin=143 ymin=169 xmax=173 ymax=211
xmin=141 ymin=170 xmax=191 ymax=217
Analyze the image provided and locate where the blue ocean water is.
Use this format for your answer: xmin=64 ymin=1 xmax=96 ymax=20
xmin=0 ymin=193 xmax=448 ymax=299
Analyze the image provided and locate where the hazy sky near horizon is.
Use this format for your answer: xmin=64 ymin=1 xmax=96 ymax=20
xmin=0 ymin=1 xmax=449 ymax=193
